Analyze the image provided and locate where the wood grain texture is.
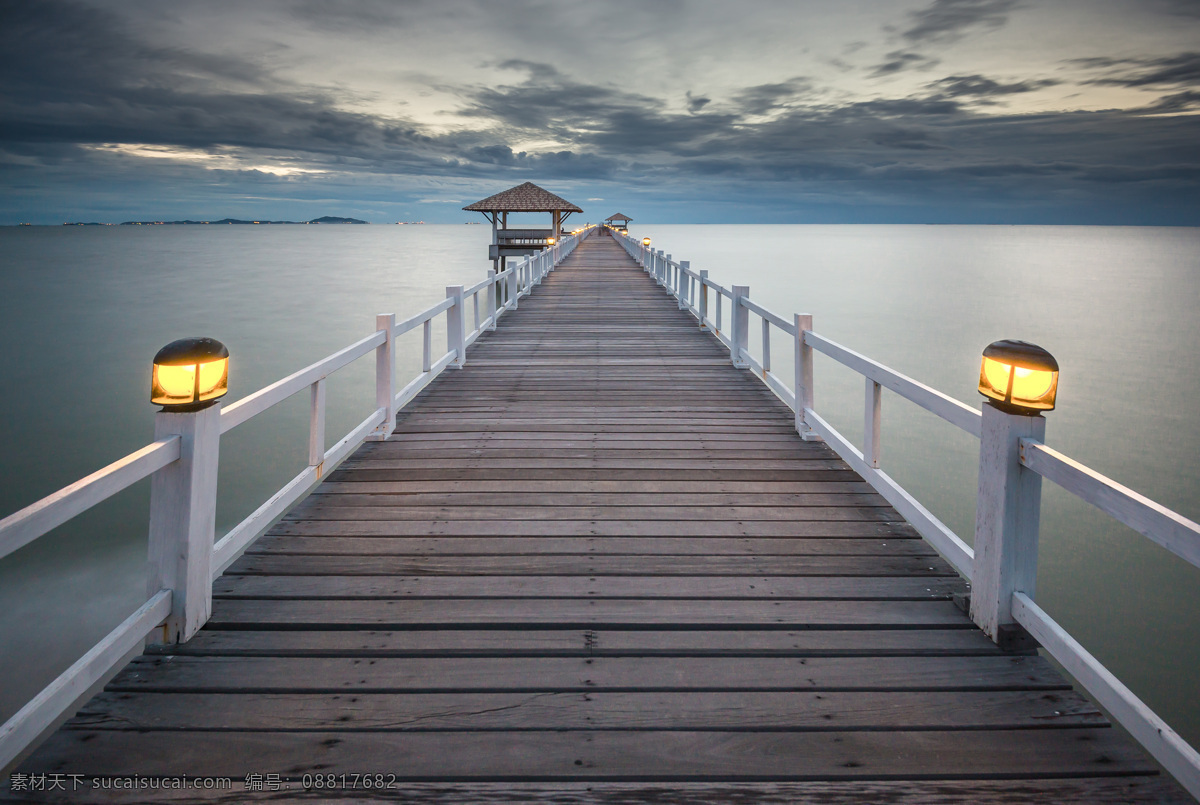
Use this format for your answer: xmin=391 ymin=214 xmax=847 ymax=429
xmin=17 ymin=232 xmax=1179 ymax=801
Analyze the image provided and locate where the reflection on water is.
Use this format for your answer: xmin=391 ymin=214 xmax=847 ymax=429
xmin=1 ymin=223 xmax=1197 ymax=748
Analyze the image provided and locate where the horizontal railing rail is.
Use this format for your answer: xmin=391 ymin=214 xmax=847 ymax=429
xmin=0 ymin=225 xmax=593 ymax=771
xmin=608 ymin=224 xmax=1200 ymax=799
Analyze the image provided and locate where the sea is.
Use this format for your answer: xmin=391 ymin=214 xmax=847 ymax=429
xmin=1 ymin=223 xmax=1197 ymax=749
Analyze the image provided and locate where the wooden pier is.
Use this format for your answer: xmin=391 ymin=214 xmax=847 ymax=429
xmin=7 ymin=233 xmax=1193 ymax=802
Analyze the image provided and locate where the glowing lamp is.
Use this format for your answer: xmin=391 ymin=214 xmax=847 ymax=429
xmin=978 ymin=339 xmax=1058 ymax=414
xmin=642 ymin=237 xmax=651 ymax=246
xmin=547 ymin=237 xmax=556 ymax=245
xmin=152 ymin=337 xmax=229 ymax=410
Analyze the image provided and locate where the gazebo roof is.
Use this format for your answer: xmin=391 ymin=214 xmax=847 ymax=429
xmin=463 ymin=182 xmax=582 ymax=213
xmin=605 ymin=213 xmax=633 ymax=222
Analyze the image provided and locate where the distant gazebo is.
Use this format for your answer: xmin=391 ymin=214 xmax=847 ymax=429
xmin=604 ymin=213 xmax=632 ymax=232
xmin=463 ymin=182 xmax=583 ymax=273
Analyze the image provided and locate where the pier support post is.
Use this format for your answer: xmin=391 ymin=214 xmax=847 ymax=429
xmin=446 ymin=285 xmax=466 ymax=369
xmin=656 ymin=250 xmax=665 ymax=285
xmin=486 ymin=268 xmax=497 ymax=330
xmin=678 ymin=261 xmax=690 ymax=309
xmin=665 ymin=254 xmax=673 ymax=294
xmin=793 ymin=313 xmax=818 ymax=441
xmin=730 ymin=285 xmax=751 ymax=368
xmin=509 ymin=262 xmax=518 ymax=309
xmin=699 ymin=270 xmax=710 ymax=330
xmin=369 ymin=313 xmax=396 ymax=440
xmin=147 ymin=403 xmax=221 ymax=643
xmin=971 ymin=403 xmax=1046 ymax=644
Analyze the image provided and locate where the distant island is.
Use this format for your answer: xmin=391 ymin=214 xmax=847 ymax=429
xmin=111 ymin=216 xmax=369 ymax=226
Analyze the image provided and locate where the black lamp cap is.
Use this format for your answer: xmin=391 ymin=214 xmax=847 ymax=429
xmin=154 ymin=337 xmax=229 ymax=366
xmin=982 ymin=339 xmax=1058 ymax=372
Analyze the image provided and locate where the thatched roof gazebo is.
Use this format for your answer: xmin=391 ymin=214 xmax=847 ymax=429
xmin=464 ymin=182 xmax=583 ymax=272
xmin=604 ymin=213 xmax=632 ymax=232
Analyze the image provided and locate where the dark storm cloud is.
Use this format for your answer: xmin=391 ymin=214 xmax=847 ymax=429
xmin=870 ymin=0 xmax=1020 ymax=76
xmin=1 ymin=0 xmax=1197 ymax=223
xmin=730 ymin=79 xmax=813 ymax=116
xmin=685 ymin=92 xmax=711 ymax=113
xmin=899 ymin=0 xmax=1022 ymax=44
xmin=1072 ymin=52 xmax=1200 ymax=88
xmin=928 ymin=74 xmax=1060 ymax=101
xmin=870 ymin=50 xmax=941 ymax=77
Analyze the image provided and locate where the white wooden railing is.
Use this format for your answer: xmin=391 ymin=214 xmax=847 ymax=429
xmin=0 ymin=226 xmax=592 ymax=771
xmin=611 ymin=226 xmax=1200 ymax=799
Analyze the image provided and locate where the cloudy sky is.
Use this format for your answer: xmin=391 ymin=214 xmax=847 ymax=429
xmin=2 ymin=0 xmax=1198 ymax=224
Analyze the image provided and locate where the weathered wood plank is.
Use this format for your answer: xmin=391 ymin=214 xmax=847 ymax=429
xmin=280 ymin=505 xmax=901 ymax=522
xmin=211 ymin=574 xmax=967 ymax=600
xmin=108 ymin=655 xmax=1067 ymax=693
xmin=246 ymin=536 xmax=936 ymax=557
xmin=21 ymin=728 xmax=1155 ymax=779
xmin=5 ymin=778 xmax=1189 ymax=805
xmin=205 ymin=598 xmax=971 ymax=628
xmin=265 ymin=520 xmax=914 ymax=538
xmin=70 ymin=688 xmax=1104 ymax=731
xmin=227 ymin=554 xmax=955 ymax=577
xmin=152 ymin=628 xmax=1004 ymax=658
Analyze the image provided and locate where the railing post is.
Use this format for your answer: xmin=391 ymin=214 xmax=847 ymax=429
xmin=970 ymin=404 xmax=1046 ymax=645
xmin=309 ymin=378 xmax=326 ymax=469
xmin=422 ymin=319 xmax=432 ymax=372
xmin=678 ymin=261 xmax=689 ymax=309
xmin=666 ymin=255 xmax=674 ymax=296
xmin=509 ymin=262 xmax=518 ymax=309
xmin=730 ymin=285 xmax=750 ymax=368
xmin=793 ymin=313 xmax=817 ymax=440
xmin=699 ymin=270 xmax=710 ymax=330
xmin=864 ymin=378 xmax=882 ymax=468
xmin=146 ymin=403 xmax=221 ymax=643
xmin=446 ymin=285 xmax=466 ymax=369
xmin=486 ymin=268 xmax=497 ymax=330
xmin=368 ymin=313 xmax=396 ymax=440
xmin=656 ymin=250 xmax=665 ymax=285
xmin=761 ymin=318 xmax=771 ymax=377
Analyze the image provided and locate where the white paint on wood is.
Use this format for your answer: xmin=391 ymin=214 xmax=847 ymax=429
xmin=220 ymin=330 xmax=385 ymax=434
xmin=804 ymin=331 xmax=982 ymax=438
xmin=394 ymin=298 xmax=453 ymax=338
xmin=794 ymin=313 xmax=816 ymax=441
xmin=211 ymin=465 xmax=318 ymax=577
xmin=147 ymin=403 xmax=221 ymax=644
xmin=446 ymin=285 xmax=466 ymax=369
xmin=970 ymin=404 xmax=1046 ymax=640
xmin=730 ymin=286 xmax=750 ymax=368
xmin=308 ymin=378 xmax=326 ymax=468
xmin=0 ymin=436 xmax=180 ymax=563
xmin=865 ymin=379 xmax=882 ymax=469
xmin=486 ymin=268 xmax=497 ymax=331
xmin=761 ymin=318 xmax=772 ymax=376
xmin=698 ymin=270 xmax=710 ymax=330
xmin=0 ymin=589 xmax=171 ymax=771
xmin=1012 ymin=591 xmax=1200 ymax=800
xmin=1021 ymin=439 xmax=1200 ymax=569
xmin=368 ymin=313 xmax=396 ymax=441
xmin=678 ymin=261 xmax=689 ymax=309
xmin=804 ymin=406 xmax=974 ymax=578
xmin=742 ymin=297 xmax=796 ymax=334
xmin=422 ymin=319 xmax=432 ymax=373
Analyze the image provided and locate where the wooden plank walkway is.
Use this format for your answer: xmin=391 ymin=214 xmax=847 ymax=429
xmin=13 ymin=233 xmax=1189 ymax=803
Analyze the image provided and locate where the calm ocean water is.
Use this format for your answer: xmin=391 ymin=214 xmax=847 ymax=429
xmin=1 ymin=224 xmax=1197 ymax=748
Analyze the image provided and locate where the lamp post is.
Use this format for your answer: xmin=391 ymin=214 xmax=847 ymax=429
xmin=970 ymin=339 xmax=1058 ymax=647
xmin=147 ymin=337 xmax=227 ymax=643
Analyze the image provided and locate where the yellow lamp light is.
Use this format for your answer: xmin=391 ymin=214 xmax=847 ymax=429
xmin=152 ymin=337 xmax=229 ymax=410
xmin=547 ymin=237 xmax=556 ymax=245
xmin=978 ymin=339 xmax=1058 ymax=413
xmin=642 ymin=237 xmax=651 ymax=246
